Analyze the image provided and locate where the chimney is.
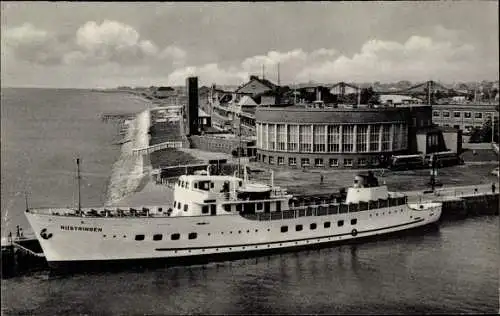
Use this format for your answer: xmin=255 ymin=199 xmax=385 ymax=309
xmin=186 ymin=77 xmax=199 ymax=136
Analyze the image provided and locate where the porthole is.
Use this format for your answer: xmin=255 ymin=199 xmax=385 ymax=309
xmin=103 ymin=235 xmax=107 ymax=238
xmin=238 ymin=230 xmax=241 ymax=234
xmin=153 ymin=234 xmax=162 ymax=241
xmin=171 ymin=233 xmax=180 ymax=240
xmin=351 ymin=219 xmax=357 ymax=225
xmin=135 ymin=234 xmax=145 ymax=241
xmin=246 ymin=230 xmax=250 ymax=233
xmin=216 ymin=248 xmax=219 ymax=251
xmin=324 ymin=221 xmax=331 ymax=228
xmin=280 ymin=226 xmax=288 ymax=233
xmin=123 ymin=235 xmax=126 ymax=238
xmin=230 ymin=231 xmax=233 ymax=234
xmin=188 ymin=232 xmax=197 ymax=240
xmin=255 ymin=246 xmax=258 ymax=249
xmin=310 ymin=223 xmax=317 ymax=230
xmin=267 ymin=245 xmax=270 ymax=248
xmin=242 ymin=246 xmax=245 ymax=249
xmin=267 ymin=228 xmax=270 ymax=232
xmin=255 ymin=229 xmax=258 ymax=233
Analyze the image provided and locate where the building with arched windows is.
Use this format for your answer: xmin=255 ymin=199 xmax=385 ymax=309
xmin=255 ymin=104 xmax=440 ymax=169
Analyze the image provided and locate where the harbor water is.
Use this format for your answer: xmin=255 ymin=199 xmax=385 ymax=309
xmin=1 ymin=88 xmax=498 ymax=314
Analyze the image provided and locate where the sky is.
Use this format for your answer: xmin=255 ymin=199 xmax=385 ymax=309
xmin=1 ymin=2 xmax=499 ymax=88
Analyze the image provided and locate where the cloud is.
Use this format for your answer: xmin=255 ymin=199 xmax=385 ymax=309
xmin=2 ymin=20 xmax=186 ymax=68
xmin=164 ymin=31 xmax=492 ymax=86
xmin=2 ymin=23 xmax=70 ymax=65
xmin=166 ymin=63 xmax=247 ymax=86
xmin=295 ymin=35 xmax=480 ymax=83
xmin=2 ymin=22 xmax=497 ymax=88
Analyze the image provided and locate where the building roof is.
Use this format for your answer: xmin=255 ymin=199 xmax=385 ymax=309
xmin=238 ymin=95 xmax=258 ymax=107
xmin=235 ymin=76 xmax=278 ymax=93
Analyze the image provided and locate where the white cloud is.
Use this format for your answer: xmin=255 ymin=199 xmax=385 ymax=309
xmin=166 ymin=63 xmax=247 ymax=86
xmin=2 ymin=20 xmax=186 ymax=68
xmin=294 ymin=35 xmax=480 ymax=83
xmin=164 ymin=33 xmax=495 ymax=86
xmin=159 ymin=46 xmax=187 ymax=66
xmin=3 ymin=23 xmax=49 ymax=45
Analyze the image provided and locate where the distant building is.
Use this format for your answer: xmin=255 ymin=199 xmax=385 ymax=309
xmin=235 ymin=75 xmax=278 ymax=96
xmin=379 ymin=94 xmax=423 ymax=106
xmin=431 ymin=104 xmax=499 ymax=134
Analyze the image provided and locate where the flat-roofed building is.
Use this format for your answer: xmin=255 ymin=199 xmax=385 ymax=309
xmin=431 ymin=104 xmax=499 ymax=134
xmin=254 ymin=103 xmax=450 ymax=169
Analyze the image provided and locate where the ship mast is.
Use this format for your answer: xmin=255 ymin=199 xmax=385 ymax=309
xmin=76 ymin=158 xmax=82 ymax=213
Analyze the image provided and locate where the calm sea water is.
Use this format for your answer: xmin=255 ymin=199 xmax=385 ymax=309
xmin=1 ymin=88 xmax=499 ymax=314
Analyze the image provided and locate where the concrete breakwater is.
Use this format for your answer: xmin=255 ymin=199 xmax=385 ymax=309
xmin=105 ymin=109 xmax=151 ymax=206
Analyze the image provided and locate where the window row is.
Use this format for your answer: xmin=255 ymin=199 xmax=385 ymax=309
xmin=258 ymin=155 xmax=381 ymax=167
xmin=432 ymin=110 xmax=494 ymax=119
xmin=135 ymin=232 xmax=197 ymax=241
xmin=280 ymin=219 xmax=357 ymax=233
xmin=256 ymin=123 xmax=407 ymax=153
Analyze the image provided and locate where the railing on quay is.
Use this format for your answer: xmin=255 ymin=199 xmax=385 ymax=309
xmin=132 ymin=141 xmax=183 ymax=156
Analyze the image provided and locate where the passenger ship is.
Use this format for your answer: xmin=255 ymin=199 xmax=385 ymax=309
xmin=25 ymin=168 xmax=442 ymax=270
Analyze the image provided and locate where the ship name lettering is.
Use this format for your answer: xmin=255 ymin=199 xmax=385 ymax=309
xmin=60 ymin=225 xmax=103 ymax=232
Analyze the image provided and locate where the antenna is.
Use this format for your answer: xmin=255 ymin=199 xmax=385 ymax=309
xmin=76 ymin=158 xmax=81 ymax=213
xmin=277 ymin=63 xmax=280 ymax=86
xmin=24 ymin=191 xmax=29 ymax=212
xmin=238 ymin=114 xmax=242 ymax=178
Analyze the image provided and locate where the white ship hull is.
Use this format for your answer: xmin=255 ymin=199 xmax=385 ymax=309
xmin=25 ymin=203 xmax=441 ymax=270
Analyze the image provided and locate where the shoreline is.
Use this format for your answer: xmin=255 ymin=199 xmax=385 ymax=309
xmin=104 ymin=109 xmax=151 ymax=206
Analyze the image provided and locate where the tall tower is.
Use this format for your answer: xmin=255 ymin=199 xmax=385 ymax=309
xmin=186 ymin=77 xmax=199 ymax=136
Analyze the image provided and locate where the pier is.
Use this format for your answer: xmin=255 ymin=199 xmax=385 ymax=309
xmin=2 ymin=235 xmax=47 ymax=278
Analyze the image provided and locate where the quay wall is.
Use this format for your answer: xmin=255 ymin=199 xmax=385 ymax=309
xmin=439 ymin=194 xmax=499 ymax=220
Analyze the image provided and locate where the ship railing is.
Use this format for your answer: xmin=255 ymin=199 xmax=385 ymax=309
xmin=240 ymin=196 xmax=408 ymax=221
xmin=30 ymin=206 xmax=173 ymax=218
